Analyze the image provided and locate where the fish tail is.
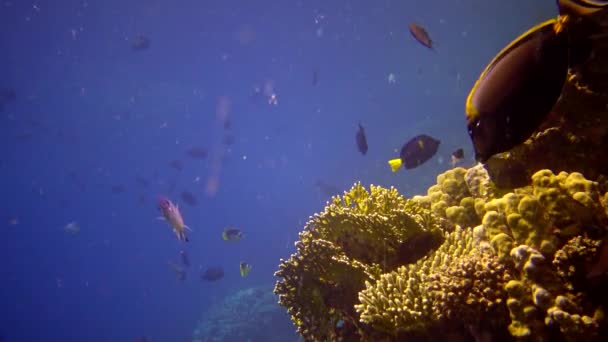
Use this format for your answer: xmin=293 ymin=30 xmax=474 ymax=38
xmin=558 ymin=0 xmax=608 ymax=16
xmin=388 ymin=158 xmax=402 ymax=173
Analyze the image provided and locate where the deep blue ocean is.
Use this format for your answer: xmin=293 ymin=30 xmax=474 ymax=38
xmin=0 ymin=0 xmax=557 ymax=341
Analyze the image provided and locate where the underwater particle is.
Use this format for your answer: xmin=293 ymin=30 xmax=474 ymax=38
xmin=180 ymin=191 xmax=198 ymax=206
xmin=201 ymin=266 xmax=224 ymax=281
xmin=388 ymin=134 xmax=441 ymax=172
xmin=186 ymin=146 xmax=208 ymax=160
xmin=240 ymin=262 xmax=252 ymax=277
xmin=409 ymin=23 xmax=434 ymax=49
xmin=131 ymin=35 xmax=150 ymax=51
xmin=355 ymin=123 xmax=368 ymax=155
xmin=465 ymin=0 xmax=608 ymax=162
xmin=222 ymin=227 xmax=243 ymax=241
xmin=157 ymin=196 xmax=191 ymax=242
xmin=388 ymin=73 xmax=397 ymax=84
xmin=63 ymin=221 xmax=80 ymax=234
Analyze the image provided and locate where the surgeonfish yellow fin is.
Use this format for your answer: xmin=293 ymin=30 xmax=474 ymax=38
xmin=222 ymin=231 xmax=229 ymax=240
xmin=388 ymin=158 xmax=402 ymax=173
xmin=558 ymin=0 xmax=608 ymax=16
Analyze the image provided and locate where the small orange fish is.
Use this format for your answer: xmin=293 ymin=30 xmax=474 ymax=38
xmin=409 ymin=23 xmax=433 ymax=50
xmin=157 ymin=196 xmax=191 ymax=242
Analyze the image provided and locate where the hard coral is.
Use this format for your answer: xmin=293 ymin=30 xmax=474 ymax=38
xmin=412 ymin=167 xmax=482 ymax=229
xmin=274 ymin=182 xmax=449 ymax=340
xmin=355 ymin=227 xmax=478 ymax=334
xmin=276 ymin=169 xmax=608 ymax=341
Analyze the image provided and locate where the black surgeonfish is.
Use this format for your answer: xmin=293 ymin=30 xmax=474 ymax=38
xmin=388 ymin=134 xmax=440 ymax=172
xmin=465 ymin=0 xmax=608 ymax=162
xmin=201 ymin=267 xmax=224 ymax=281
xmin=355 ymin=123 xmax=368 ymax=155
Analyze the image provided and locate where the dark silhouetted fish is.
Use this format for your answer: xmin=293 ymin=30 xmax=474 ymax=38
xmin=223 ymin=117 xmax=232 ymax=130
xmin=186 ymin=147 xmax=208 ymax=160
xmin=180 ymin=191 xmax=198 ymax=206
xmin=135 ymin=176 xmax=149 ymax=187
xmin=201 ymin=267 xmax=224 ymax=281
xmin=0 ymin=87 xmax=16 ymax=111
xmin=450 ymin=148 xmax=465 ymax=166
xmin=240 ymin=262 xmax=252 ymax=277
xmin=222 ymin=227 xmax=243 ymax=241
xmin=167 ymin=261 xmax=186 ymax=281
xmin=222 ymin=133 xmax=235 ymax=145
xmin=131 ymin=35 xmax=150 ymax=51
xmin=111 ymin=184 xmax=126 ymax=194
xmin=169 ymin=160 xmax=183 ymax=171
xmin=409 ymin=23 xmax=433 ymax=49
xmin=355 ymin=123 xmax=368 ymax=155
xmin=388 ymin=134 xmax=440 ymax=172
xmin=180 ymin=250 xmax=190 ymax=267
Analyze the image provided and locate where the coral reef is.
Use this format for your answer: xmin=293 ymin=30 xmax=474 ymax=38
xmin=275 ymin=168 xmax=608 ymax=341
xmin=274 ymin=13 xmax=608 ymax=340
xmin=192 ymin=286 xmax=298 ymax=342
xmin=274 ymin=183 xmax=451 ymax=340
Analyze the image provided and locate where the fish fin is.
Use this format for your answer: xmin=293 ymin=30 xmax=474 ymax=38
xmin=388 ymin=159 xmax=402 ymax=173
xmin=184 ymin=225 xmax=193 ymax=231
xmin=156 ymin=216 xmax=165 ymax=221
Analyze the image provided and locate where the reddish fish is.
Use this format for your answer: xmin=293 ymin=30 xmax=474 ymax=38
xmin=157 ymin=196 xmax=190 ymax=242
xmin=409 ymin=23 xmax=433 ymax=50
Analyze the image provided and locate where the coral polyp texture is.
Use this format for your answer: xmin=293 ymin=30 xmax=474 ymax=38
xmin=274 ymin=168 xmax=608 ymax=341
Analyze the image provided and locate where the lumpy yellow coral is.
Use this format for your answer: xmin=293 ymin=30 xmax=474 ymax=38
xmin=275 ymin=168 xmax=608 ymax=341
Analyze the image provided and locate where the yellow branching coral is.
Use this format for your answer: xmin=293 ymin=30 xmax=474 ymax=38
xmin=275 ymin=238 xmax=379 ymax=341
xmin=274 ymin=182 xmax=449 ymax=340
xmin=355 ymin=227 xmax=476 ymax=334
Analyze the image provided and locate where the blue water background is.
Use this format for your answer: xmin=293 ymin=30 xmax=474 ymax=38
xmin=0 ymin=0 xmax=556 ymax=341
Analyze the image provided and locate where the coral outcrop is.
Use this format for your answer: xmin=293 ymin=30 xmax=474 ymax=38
xmin=192 ymin=286 xmax=298 ymax=342
xmin=275 ymin=169 xmax=608 ymax=341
